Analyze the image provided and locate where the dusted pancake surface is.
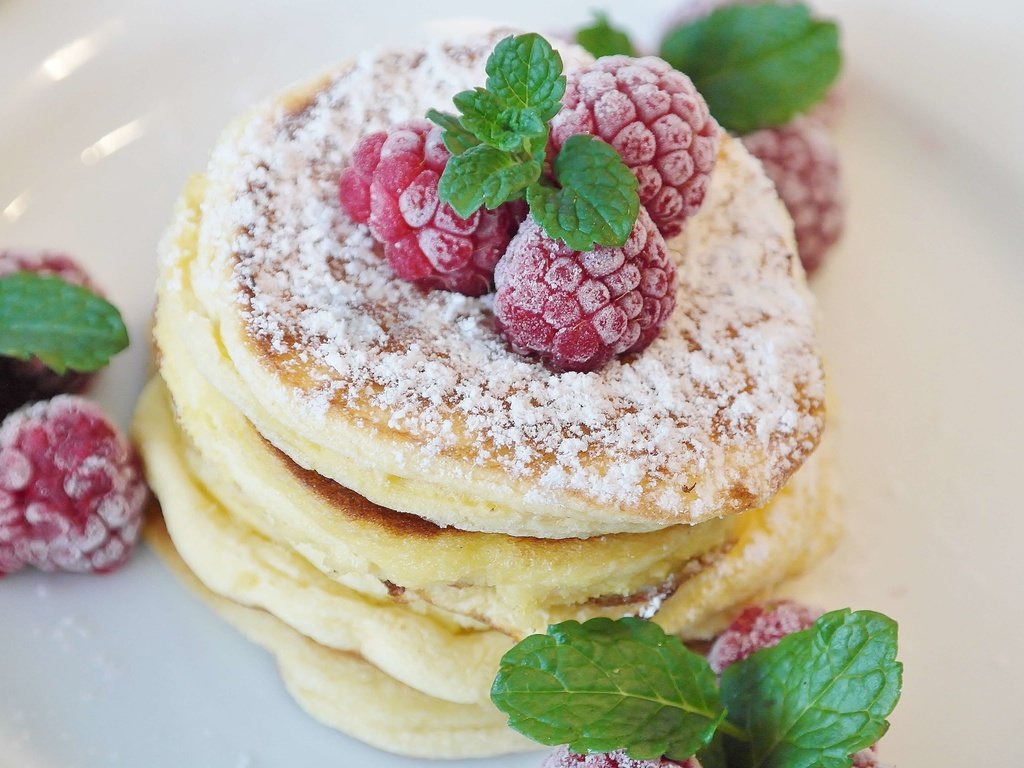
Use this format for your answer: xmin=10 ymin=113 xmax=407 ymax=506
xmin=184 ymin=30 xmax=826 ymax=536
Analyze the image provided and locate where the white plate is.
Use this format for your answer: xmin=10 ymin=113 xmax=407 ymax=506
xmin=1 ymin=1 xmax=1022 ymax=765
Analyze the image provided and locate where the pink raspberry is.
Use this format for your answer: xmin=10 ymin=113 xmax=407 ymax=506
xmin=548 ymin=56 xmax=720 ymax=238
xmin=707 ymin=600 xmax=820 ymax=674
xmin=0 ymin=396 xmax=148 ymax=575
xmin=0 ymin=251 xmax=97 ymax=418
xmin=740 ymin=116 xmax=844 ymax=274
xmin=493 ymin=208 xmax=676 ymax=372
xmin=542 ymin=746 xmax=701 ymax=768
xmin=338 ymin=119 xmax=525 ymax=296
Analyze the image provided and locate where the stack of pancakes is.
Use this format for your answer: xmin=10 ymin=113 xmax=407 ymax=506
xmin=133 ymin=30 xmax=839 ymax=759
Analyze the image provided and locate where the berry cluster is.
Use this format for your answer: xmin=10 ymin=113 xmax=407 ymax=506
xmin=338 ymin=56 xmax=720 ymax=372
xmin=0 ymin=253 xmax=145 ymax=576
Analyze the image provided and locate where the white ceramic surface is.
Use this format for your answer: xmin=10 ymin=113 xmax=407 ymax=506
xmin=1 ymin=1 xmax=1022 ymax=765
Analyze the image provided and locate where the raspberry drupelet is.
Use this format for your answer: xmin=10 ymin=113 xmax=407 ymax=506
xmin=542 ymin=746 xmax=701 ymax=768
xmin=339 ymin=119 xmax=526 ymax=296
xmin=0 ymin=396 xmax=148 ymax=575
xmin=0 ymin=251 xmax=97 ymax=418
xmin=741 ymin=116 xmax=844 ymax=274
xmin=494 ymin=207 xmax=676 ymax=373
xmin=549 ymin=56 xmax=720 ymax=238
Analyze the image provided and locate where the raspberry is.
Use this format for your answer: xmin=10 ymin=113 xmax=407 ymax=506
xmin=542 ymin=746 xmax=701 ymax=768
xmin=0 ymin=251 xmax=97 ymax=418
xmin=852 ymin=746 xmax=888 ymax=768
xmin=740 ymin=116 xmax=844 ymax=274
xmin=548 ymin=56 xmax=720 ymax=239
xmin=493 ymin=208 xmax=676 ymax=372
xmin=0 ymin=396 xmax=148 ymax=575
xmin=706 ymin=600 xmax=820 ymax=674
xmin=338 ymin=119 xmax=525 ymax=296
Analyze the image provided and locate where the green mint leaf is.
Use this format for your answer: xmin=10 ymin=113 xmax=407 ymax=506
xmin=576 ymin=12 xmax=637 ymax=58
xmin=721 ymin=609 xmax=902 ymax=768
xmin=451 ymin=89 xmax=546 ymax=152
xmin=438 ymin=144 xmax=538 ymax=217
xmin=0 ymin=272 xmax=128 ymax=374
xmin=527 ymin=134 xmax=639 ymax=250
xmin=659 ymin=2 xmax=841 ymax=133
xmin=426 ymin=109 xmax=480 ymax=154
xmin=485 ymin=33 xmax=566 ymax=121
xmin=491 ymin=617 xmax=725 ymax=761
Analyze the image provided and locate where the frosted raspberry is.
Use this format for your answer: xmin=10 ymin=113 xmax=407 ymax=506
xmin=338 ymin=119 xmax=525 ymax=296
xmin=0 ymin=396 xmax=148 ymax=575
xmin=548 ymin=56 xmax=720 ymax=238
xmin=494 ymin=208 xmax=676 ymax=372
xmin=707 ymin=600 xmax=821 ymax=674
xmin=741 ymin=116 xmax=844 ymax=274
xmin=851 ymin=746 xmax=889 ymax=767
xmin=0 ymin=251 xmax=97 ymax=418
xmin=542 ymin=746 xmax=700 ymax=768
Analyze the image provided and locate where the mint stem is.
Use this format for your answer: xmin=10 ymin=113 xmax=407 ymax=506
xmin=717 ymin=719 xmax=751 ymax=742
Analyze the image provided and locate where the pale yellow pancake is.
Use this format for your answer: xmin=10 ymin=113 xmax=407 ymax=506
xmin=134 ymin=376 xmax=838 ymax=706
xmin=146 ymin=518 xmax=536 ymax=758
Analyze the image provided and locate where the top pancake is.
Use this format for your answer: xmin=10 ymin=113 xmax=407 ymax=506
xmin=179 ymin=29 xmax=825 ymax=537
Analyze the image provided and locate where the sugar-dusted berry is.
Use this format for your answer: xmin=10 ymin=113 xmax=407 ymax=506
xmin=494 ymin=208 xmax=676 ymax=373
xmin=0 ymin=251 xmax=97 ymax=418
xmin=707 ymin=600 xmax=820 ymax=674
xmin=741 ymin=116 xmax=844 ymax=274
xmin=339 ymin=119 xmax=525 ymax=296
xmin=0 ymin=396 xmax=148 ymax=575
xmin=542 ymin=746 xmax=701 ymax=768
xmin=549 ymin=56 xmax=720 ymax=238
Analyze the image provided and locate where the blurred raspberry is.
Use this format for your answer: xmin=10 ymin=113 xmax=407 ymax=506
xmin=741 ymin=117 xmax=844 ymax=274
xmin=0 ymin=251 xmax=97 ymax=418
xmin=707 ymin=600 xmax=820 ymax=674
xmin=494 ymin=208 xmax=676 ymax=372
xmin=542 ymin=746 xmax=701 ymax=768
xmin=0 ymin=396 xmax=147 ymax=575
xmin=548 ymin=56 xmax=720 ymax=238
xmin=339 ymin=119 xmax=526 ymax=296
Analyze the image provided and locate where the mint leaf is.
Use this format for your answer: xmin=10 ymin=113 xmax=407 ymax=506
xmin=659 ymin=2 xmax=841 ymax=133
xmin=451 ymin=89 xmax=547 ymax=153
xmin=527 ymin=134 xmax=639 ymax=250
xmin=576 ymin=12 xmax=637 ymax=58
xmin=485 ymin=33 xmax=566 ymax=121
xmin=721 ymin=609 xmax=902 ymax=768
xmin=438 ymin=144 xmax=539 ymax=217
xmin=426 ymin=109 xmax=480 ymax=154
xmin=491 ymin=617 xmax=725 ymax=761
xmin=0 ymin=272 xmax=128 ymax=373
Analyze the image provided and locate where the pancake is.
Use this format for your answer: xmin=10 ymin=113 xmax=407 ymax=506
xmin=145 ymin=518 xmax=536 ymax=759
xmin=133 ymin=376 xmax=839 ymax=709
xmin=170 ymin=28 xmax=826 ymax=538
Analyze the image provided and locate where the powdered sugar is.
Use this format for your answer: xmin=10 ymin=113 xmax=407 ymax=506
xmin=213 ymin=30 xmax=824 ymax=513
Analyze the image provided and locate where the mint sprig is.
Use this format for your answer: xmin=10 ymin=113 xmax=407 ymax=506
xmin=428 ymin=33 xmax=640 ymax=249
xmin=659 ymin=2 xmax=841 ymax=134
xmin=721 ymin=610 xmax=902 ymax=768
xmin=491 ymin=617 xmax=726 ymax=761
xmin=527 ymin=135 xmax=639 ymax=252
xmin=576 ymin=12 xmax=637 ymax=58
xmin=491 ymin=610 xmax=901 ymax=768
xmin=0 ymin=272 xmax=129 ymax=373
